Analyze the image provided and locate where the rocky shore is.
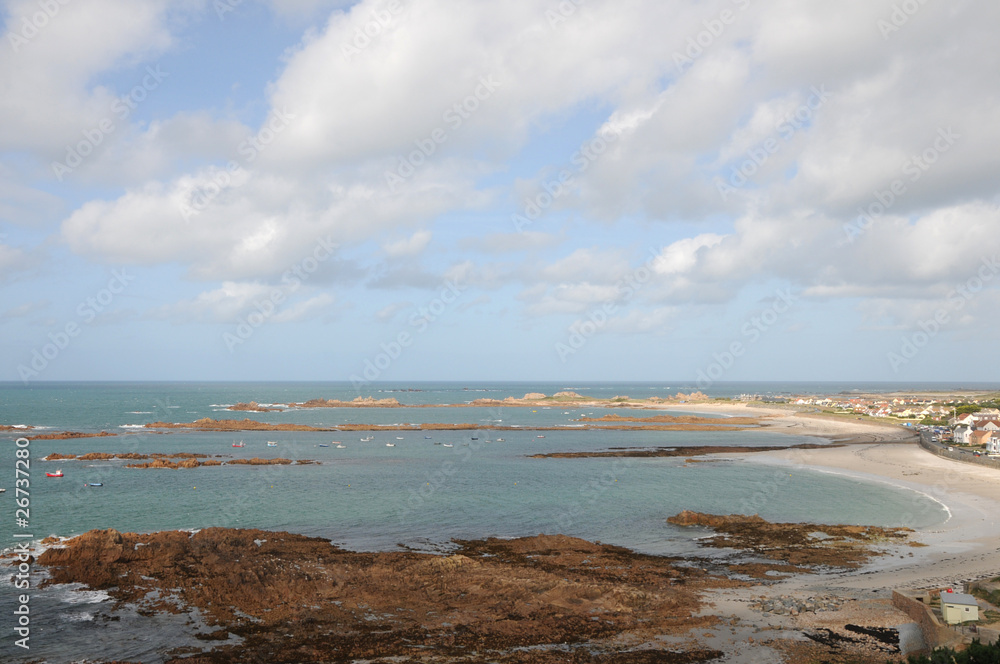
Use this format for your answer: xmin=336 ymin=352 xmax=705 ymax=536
xmin=27 ymin=512 xmax=924 ymax=663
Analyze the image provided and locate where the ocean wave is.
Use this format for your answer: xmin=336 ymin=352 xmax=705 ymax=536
xmin=118 ymin=424 xmax=146 ymax=429
xmin=127 ymin=411 xmax=152 ymax=414
xmin=60 ymin=611 xmax=96 ymax=622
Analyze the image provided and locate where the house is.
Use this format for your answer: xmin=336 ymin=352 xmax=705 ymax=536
xmin=954 ymin=426 xmax=972 ymax=444
xmin=952 ymin=413 xmax=976 ymax=426
xmin=978 ymin=419 xmax=1000 ymax=431
xmin=941 ymin=592 xmax=979 ymax=624
xmin=988 ymin=434 xmax=1000 ymax=455
xmin=969 ymin=431 xmax=993 ymax=447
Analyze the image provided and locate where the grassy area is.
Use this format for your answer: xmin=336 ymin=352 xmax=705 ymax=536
xmin=972 ymin=586 xmax=1000 ymax=607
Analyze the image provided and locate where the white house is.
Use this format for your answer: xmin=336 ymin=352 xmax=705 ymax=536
xmin=988 ymin=434 xmax=1000 ymax=455
xmin=954 ymin=426 xmax=972 ymax=444
xmin=941 ymin=592 xmax=979 ymax=624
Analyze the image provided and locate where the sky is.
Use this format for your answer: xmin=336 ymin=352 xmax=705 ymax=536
xmin=1 ymin=0 xmax=998 ymax=384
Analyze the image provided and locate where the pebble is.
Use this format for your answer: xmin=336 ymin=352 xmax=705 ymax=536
xmin=751 ymin=594 xmax=845 ymax=615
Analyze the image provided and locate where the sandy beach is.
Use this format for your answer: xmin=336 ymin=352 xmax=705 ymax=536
xmin=664 ymin=402 xmax=1000 ymax=588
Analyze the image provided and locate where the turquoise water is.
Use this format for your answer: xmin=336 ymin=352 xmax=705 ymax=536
xmin=0 ymin=382 xmax=956 ymax=662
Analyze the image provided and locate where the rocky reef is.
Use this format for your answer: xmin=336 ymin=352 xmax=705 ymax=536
xmin=37 ymin=528 xmax=730 ymax=663
xmin=667 ymin=511 xmax=914 ymax=568
xmin=530 ymin=443 xmax=834 ymax=459
xmin=228 ymin=401 xmax=283 ymax=412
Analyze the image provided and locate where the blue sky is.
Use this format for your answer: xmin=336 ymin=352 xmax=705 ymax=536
xmin=1 ymin=0 xmax=999 ymax=383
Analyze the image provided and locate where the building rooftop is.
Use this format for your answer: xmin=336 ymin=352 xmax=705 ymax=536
xmin=942 ymin=593 xmax=978 ymax=606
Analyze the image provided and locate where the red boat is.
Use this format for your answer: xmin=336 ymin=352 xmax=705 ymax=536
xmin=232 ymin=440 xmax=245 ymax=448
xmin=46 ymin=470 xmax=64 ymax=477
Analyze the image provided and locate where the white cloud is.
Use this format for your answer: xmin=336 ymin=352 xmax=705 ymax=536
xmin=382 ymin=230 xmax=431 ymax=257
xmin=149 ymin=281 xmax=333 ymax=324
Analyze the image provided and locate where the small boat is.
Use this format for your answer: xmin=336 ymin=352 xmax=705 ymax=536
xmin=471 ymin=437 xmax=478 ymax=440
xmin=442 ymin=443 xmax=453 ymax=448
xmin=496 ymin=438 xmax=505 ymax=442
xmin=232 ymin=441 xmax=245 ymax=448
xmin=395 ymin=436 xmax=404 ymax=440
xmin=361 ymin=436 xmax=373 ymax=441
xmin=0 ymin=488 xmax=6 ymax=493
xmin=536 ymin=435 xmax=545 ymax=438
xmin=267 ymin=441 xmax=278 ymax=447
xmin=386 ymin=443 xmax=395 ymax=447
xmin=317 ymin=444 xmax=330 ymax=447
xmin=424 ymin=436 xmax=433 ymax=439
xmin=336 ymin=444 xmax=346 ymax=449
xmin=85 ymin=483 xmax=103 ymax=487
xmin=47 ymin=470 xmax=64 ymax=477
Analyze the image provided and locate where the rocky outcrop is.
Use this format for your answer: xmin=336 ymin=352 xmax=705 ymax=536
xmin=229 ymin=401 xmax=282 ymax=412
xmin=530 ymin=443 xmax=836 ymax=459
xmin=123 ymin=457 xmax=314 ymax=469
xmin=37 ymin=527 xmax=728 ymax=663
xmin=523 ymin=392 xmax=547 ymax=399
xmin=290 ymin=396 xmax=402 ymax=408
xmin=31 ymin=431 xmax=117 ymax=440
xmin=667 ymin=511 xmax=913 ymax=568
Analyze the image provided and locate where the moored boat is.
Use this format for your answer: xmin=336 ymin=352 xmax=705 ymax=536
xmin=47 ymin=470 xmax=64 ymax=477
xmin=232 ymin=440 xmax=245 ymax=447
xmin=266 ymin=441 xmax=278 ymax=447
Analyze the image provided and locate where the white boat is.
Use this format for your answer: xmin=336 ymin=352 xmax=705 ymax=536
xmin=361 ymin=436 xmax=373 ymax=441
xmin=336 ymin=444 xmax=346 ymax=449
xmin=496 ymin=438 xmax=505 ymax=442
xmin=442 ymin=443 xmax=453 ymax=448
xmin=395 ymin=436 xmax=404 ymax=440
xmin=266 ymin=441 xmax=277 ymax=447
xmin=0 ymin=488 xmax=6 ymax=493
xmin=386 ymin=443 xmax=395 ymax=447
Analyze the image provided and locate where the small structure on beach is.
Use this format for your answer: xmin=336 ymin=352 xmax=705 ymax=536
xmin=941 ymin=593 xmax=979 ymax=624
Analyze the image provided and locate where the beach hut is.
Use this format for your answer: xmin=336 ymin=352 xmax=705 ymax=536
xmin=940 ymin=592 xmax=979 ymax=624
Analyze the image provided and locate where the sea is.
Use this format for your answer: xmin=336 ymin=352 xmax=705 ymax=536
xmin=0 ymin=380 xmax=993 ymax=661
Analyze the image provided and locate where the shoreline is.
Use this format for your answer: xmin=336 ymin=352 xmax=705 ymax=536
xmin=669 ymin=402 xmax=1000 ymax=589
